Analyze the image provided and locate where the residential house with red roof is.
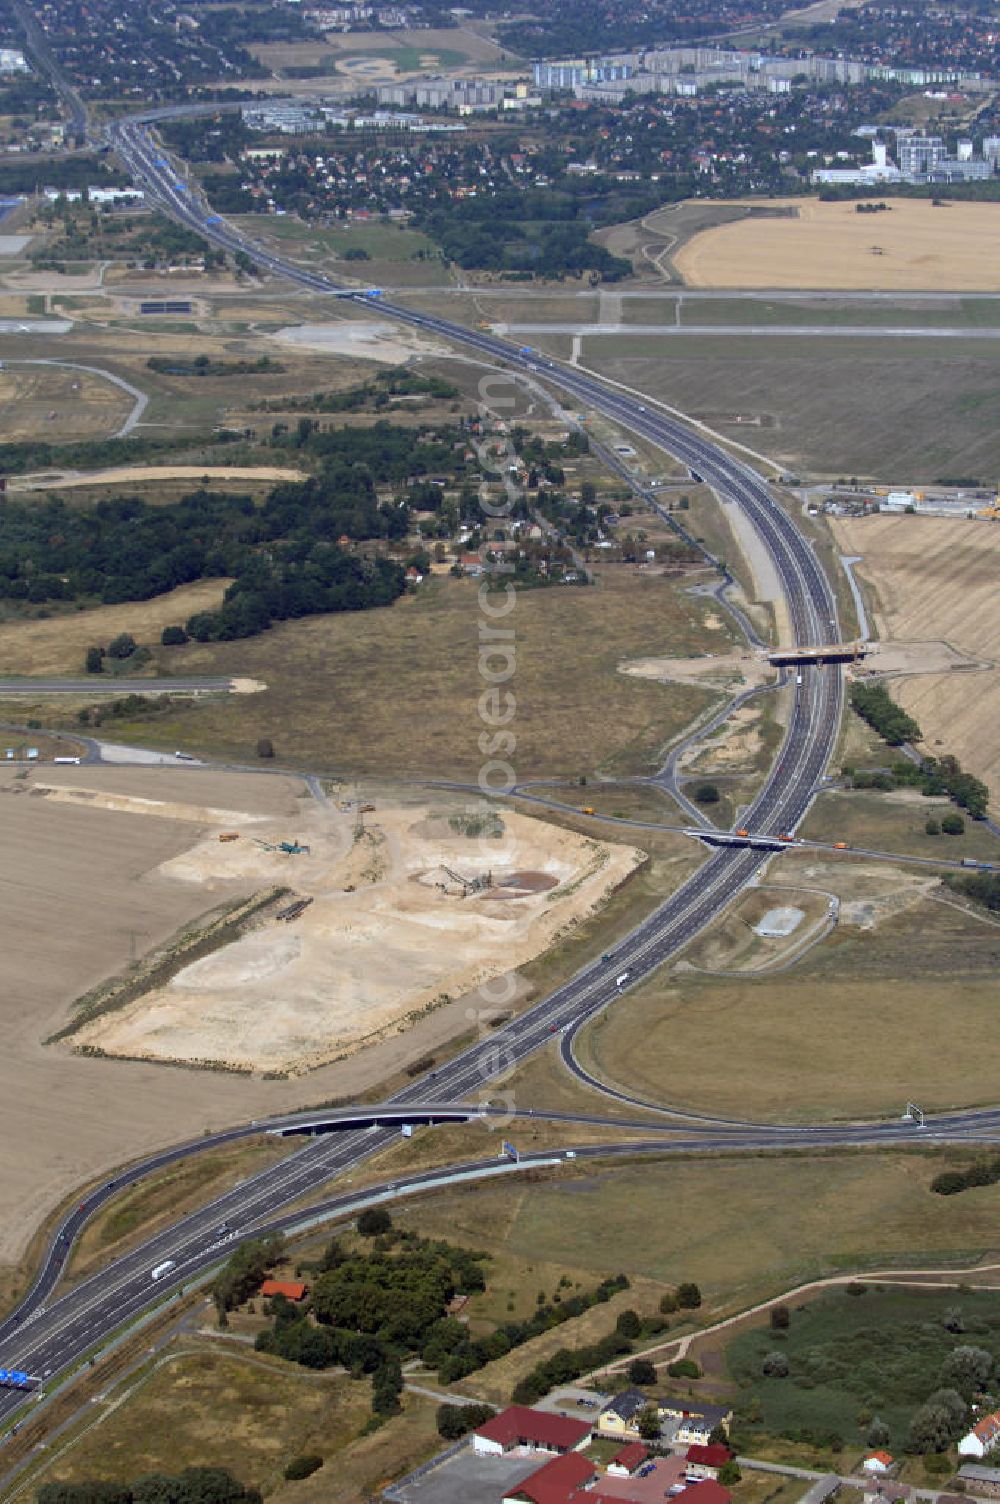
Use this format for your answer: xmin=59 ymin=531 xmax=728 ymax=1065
xmin=686 ymin=1444 xmax=734 ymax=1480
xmin=607 ymin=1443 xmax=648 ymax=1477
xmin=960 ymin=1412 xmax=1000 ymax=1459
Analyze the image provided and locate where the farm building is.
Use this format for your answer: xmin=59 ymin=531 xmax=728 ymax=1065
xmin=472 ymin=1406 xmax=592 ymax=1457
xmin=502 ymin=1452 xmax=597 ymax=1504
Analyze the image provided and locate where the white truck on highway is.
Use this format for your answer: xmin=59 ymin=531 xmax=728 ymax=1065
xmin=150 ymin=1259 xmax=177 ymax=1282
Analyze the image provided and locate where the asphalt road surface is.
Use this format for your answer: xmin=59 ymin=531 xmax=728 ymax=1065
xmin=0 ymin=91 xmax=993 ymax=1434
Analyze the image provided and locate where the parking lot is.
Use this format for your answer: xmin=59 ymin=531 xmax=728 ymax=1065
xmin=388 ymin=1449 xmax=542 ymax=1504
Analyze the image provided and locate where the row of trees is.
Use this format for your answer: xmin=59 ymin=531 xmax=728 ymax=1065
xmin=849 ymin=685 xmax=988 ymax=817
xmin=37 ymin=1469 xmax=260 ymax=1504
xmin=849 ymin=682 xmax=922 ymax=746
xmin=434 ymin=1271 xmax=633 ymax=1384
xmin=256 ymin=368 xmax=459 ymax=415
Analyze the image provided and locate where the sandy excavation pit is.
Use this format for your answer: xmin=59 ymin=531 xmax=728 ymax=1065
xmin=76 ymin=799 xmax=644 ymax=1074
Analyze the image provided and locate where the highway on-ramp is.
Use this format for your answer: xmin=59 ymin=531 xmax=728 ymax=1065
xmin=0 ymin=104 xmax=979 ymax=1435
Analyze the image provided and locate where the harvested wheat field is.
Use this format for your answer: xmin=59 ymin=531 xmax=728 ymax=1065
xmin=77 ymin=800 xmax=643 ymax=1074
xmin=0 ymin=766 xmax=305 ymax=1264
xmin=0 ymin=762 xmax=646 ymax=1262
xmin=675 ymin=197 xmax=1000 ymax=290
xmin=831 ymin=513 xmax=1000 ymax=812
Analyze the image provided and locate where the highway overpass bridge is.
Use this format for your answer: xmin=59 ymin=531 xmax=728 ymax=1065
xmin=767 ymin=643 xmax=868 ymax=667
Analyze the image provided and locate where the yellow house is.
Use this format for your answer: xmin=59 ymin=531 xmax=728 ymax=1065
xmin=598 ymin=1390 xmax=652 ymax=1441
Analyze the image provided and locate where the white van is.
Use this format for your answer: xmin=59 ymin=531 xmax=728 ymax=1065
xmin=615 ymin=972 xmax=630 ymax=988
xmin=151 ymin=1259 xmax=177 ymax=1282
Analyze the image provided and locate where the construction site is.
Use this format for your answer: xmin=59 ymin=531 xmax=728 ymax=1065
xmin=68 ymin=782 xmax=645 ymax=1076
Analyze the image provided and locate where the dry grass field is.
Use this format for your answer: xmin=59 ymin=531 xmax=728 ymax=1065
xmin=831 ymin=513 xmax=1000 ymax=812
xmin=397 ymin=1150 xmax=1000 ymax=1312
xmin=105 ymin=571 xmax=730 ymax=781
xmin=0 ymin=365 xmax=131 ymax=440
xmin=675 ymin=197 xmax=1000 ymax=290
xmin=29 ymin=1344 xmax=441 ymax=1504
xmin=593 ymin=338 xmax=1000 ymax=480
xmin=0 ymin=580 xmax=229 ymax=676
xmin=578 ymin=969 xmax=1000 ymax=1123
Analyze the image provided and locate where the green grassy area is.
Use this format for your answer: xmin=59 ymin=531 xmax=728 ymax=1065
xmin=801 ymin=788 xmax=1000 ymax=862
xmin=727 ymin=1286 xmax=1000 ymax=1448
xmin=376 ymin=43 xmax=466 ymax=69
xmin=575 ymin=954 xmax=1000 ymax=1122
xmin=233 ymin=216 xmax=436 ymax=258
xmin=592 ymin=338 xmax=1000 ymax=481
xmin=87 ymin=571 xmax=728 ymax=782
xmin=396 ymin=1149 xmax=1000 ymax=1318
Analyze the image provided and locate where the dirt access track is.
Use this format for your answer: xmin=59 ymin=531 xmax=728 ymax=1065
xmin=674 ymin=197 xmax=1000 ymax=290
xmin=8 ymin=464 xmax=309 ymax=493
xmin=831 ymin=513 xmax=1000 ymax=814
xmin=0 ymin=764 xmax=641 ymax=1263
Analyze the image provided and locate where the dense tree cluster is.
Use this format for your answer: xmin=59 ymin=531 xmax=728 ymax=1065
xmin=421 ymin=191 xmax=630 ymax=280
xmin=492 ymin=0 xmax=787 ymax=57
xmin=946 ymin=871 xmax=1000 ymax=912
xmin=212 ymin=1233 xmax=285 ymax=1316
xmin=436 ymin=1402 xmax=496 ymax=1440
xmin=0 ymin=421 xmax=469 ymax=641
xmin=253 ymin=1233 xmax=486 ymax=1413
xmin=36 ymin=1468 xmax=260 ymax=1504
xmin=0 ymin=430 xmax=239 ymax=478
xmin=931 ymin=1157 xmax=1000 ymax=1197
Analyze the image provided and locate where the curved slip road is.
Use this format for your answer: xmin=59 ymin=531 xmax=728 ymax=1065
xmin=0 ymin=103 xmax=986 ymax=1431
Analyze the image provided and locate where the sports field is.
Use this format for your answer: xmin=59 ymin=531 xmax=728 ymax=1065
xmin=675 ymin=197 xmax=1000 ymax=291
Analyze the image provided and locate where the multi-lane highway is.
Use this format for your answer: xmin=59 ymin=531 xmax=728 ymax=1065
xmin=0 ymin=98 xmax=988 ymax=1437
